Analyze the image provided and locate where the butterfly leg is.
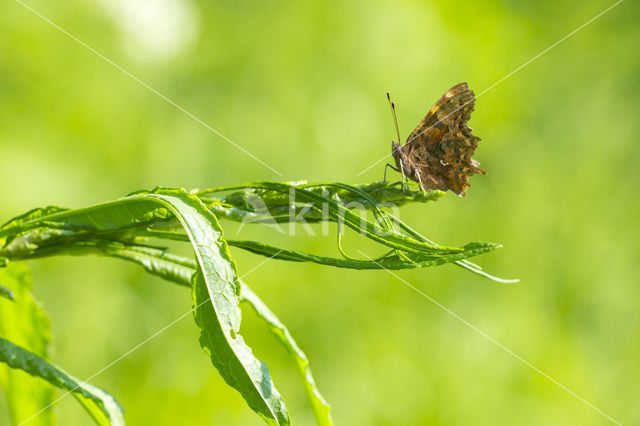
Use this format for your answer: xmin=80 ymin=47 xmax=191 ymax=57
xmin=415 ymin=169 xmax=427 ymax=198
xmin=383 ymin=163 xmax=399 ymax=183
xmin=398 ymin=161 xmax=407 ymax=193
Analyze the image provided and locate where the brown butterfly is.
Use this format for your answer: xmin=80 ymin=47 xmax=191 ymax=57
xmin=385 ymin=82 xmax=486 ymax=196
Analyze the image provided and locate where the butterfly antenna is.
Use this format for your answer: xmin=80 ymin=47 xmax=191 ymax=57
xmin=386 ymin=92 xmax=401 ymax=145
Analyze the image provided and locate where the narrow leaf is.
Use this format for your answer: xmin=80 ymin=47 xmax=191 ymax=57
xmin=241 ymin=283 xmax=333 ymax=426
xmin=227 ymin=239 xmax=497 ymax=269
xmin=201 ymin=182 xmax=458 ymax=255
xmin=389 ymin=216 xmax=519 ymax=283
xmin=0 ymin=206 xmax=68 ymax=233
xmin=95 ymin=245 xmax=332 ymax=426
xmin=146 ymin=190 xmax=290 ymax=425
xmin=0 ymin=190 xmax=290 ymax=424
xmin=0 ymin=337 xmax=124 ymax=426
xmin=200 ymin=181 xmax=443 ymax=224
xmin=0 ymin=262 xmax=55 ymax=426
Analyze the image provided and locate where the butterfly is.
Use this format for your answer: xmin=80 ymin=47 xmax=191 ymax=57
xmin=385 ymin=82 xmax=486 ymax=196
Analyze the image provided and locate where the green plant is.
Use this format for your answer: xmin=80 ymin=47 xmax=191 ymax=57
xmin=0 ymin=181 xmax=514 ymax=425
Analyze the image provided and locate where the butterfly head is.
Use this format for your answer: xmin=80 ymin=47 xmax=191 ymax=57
xmin=391 ymin=140 xmax=403 ymax=161
xmin=391 ymin=140 xmax=411 ymax=176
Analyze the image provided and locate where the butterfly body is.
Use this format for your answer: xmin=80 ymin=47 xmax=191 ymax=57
xmin=391 ymin=82 xmax=486 ymax=196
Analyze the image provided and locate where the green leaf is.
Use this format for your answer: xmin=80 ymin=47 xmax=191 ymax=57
xmin=0 ymin=206 xmax=68 ymax=233
xmin=0 ymin=181 xmax=514 ymax=424
xmin=200 ymin=182 xmax=459 ymax=256
xmin=0 ymin=337 xmax=124 ymax=426
xmin=145 ymin=190 xmax=289 ymax=425
xmin=0 ymin=189 xmax=290 ymax=425
xmin=90 ymin=244 xmax=331 ymax=426
xmin=0 ymin=182 xmax=501 ymax=276
xmin=389 ymin=216 xmax=519 ymax=283
xmin=0 ymin=262 xmax=55 ymax=426
xmin=241 ymin=283 xmax=332 ymax=426
xmin=104 ymin=245 xmax=194 ymax=288
xmin=201 ymin=181 xmax=443 ymax=224
xmin=227 ymin=239 xmax=498 ymax=270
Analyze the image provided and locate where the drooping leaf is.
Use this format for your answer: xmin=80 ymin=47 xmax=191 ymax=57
xmin=227 ymin=239 xmax=498 ymax=269
xmin=0 ymin=189 xmax=290 ymax=425
xmin=104 ymin=244 xmax=194 ymax=288
xmin=0 ymin=181 xmax=515 ymax=425
xmin=241 ymin=283 xmax=333 ymax=426
xmin=91 ymin=243 xmax=331 ymax=426
xmin=389 ymin=216 xmax=519 ymax=283
xmin=145 ymin=190 xmax=289 ymax=425
xmin=0 ymin=262 xmax=55 ymax=426
xmin=0 ymin=337 xmax=124 ymax=426
xmin=129 ymin=230 xmax=498 ymax=271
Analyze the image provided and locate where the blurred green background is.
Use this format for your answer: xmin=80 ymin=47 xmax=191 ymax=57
xmin=1 ymin=0 xmax=638 ymax=424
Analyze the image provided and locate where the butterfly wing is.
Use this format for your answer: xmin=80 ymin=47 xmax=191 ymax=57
xmin=402 ymin=82 xmax=485 ymax=196
xmin=406 ymin=82 xmax=470 ymax=142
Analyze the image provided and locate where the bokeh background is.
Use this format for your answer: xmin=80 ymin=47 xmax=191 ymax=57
xmin=1 ymin=0 xmax=638 ymax=425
